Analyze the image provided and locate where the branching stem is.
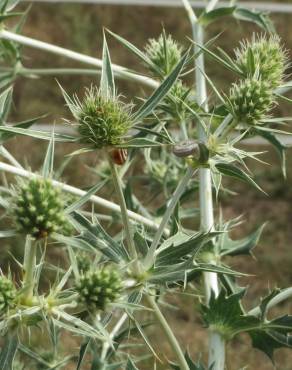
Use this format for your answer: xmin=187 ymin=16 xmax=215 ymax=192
xmin=146 ymin=294 xmax=189 ymax=370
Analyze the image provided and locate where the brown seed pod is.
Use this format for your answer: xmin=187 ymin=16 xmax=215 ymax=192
xmin=110 ymin=149 xmax=128 ymax=165
xmin=173 ymin=140 xmax=199 ymax=158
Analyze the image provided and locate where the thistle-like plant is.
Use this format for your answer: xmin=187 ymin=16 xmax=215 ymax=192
xmin=0 ymin=1 xmax=292 ymax=370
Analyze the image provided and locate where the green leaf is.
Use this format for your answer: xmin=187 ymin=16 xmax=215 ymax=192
xmin=126 ymin=358 xmax=139 ymax=370
xmin=76 ymin=339 xmax=91 ymax=370
xmin=220 ymin=224 xmax=265 ymax=257
xmin=65 ymin=181 xmax=106 ymax=214
xmin=133 ymin=50 xmax=189 ymax=121
xmin=257 ymin=131 xmax=287 ymax=177
xmin=199 ymin=7 xmax=236 ymax=26
xmin=100 ymin=32 xmax=115 ymax=98
xmin=0 ymin=86 xmax=12 ymax=123
xmin=72 ymin=211 xmax=129 ymax=262
xmin=233 ymin=7 xmax=275 ymax=33
xmin=215 ymin=162 xmax=265 ymax=193
xmin=42 ymin=129 xmax=55 ymax=178
xmin=107 ymin=29 xmax=161 ymax=76
xmin=0 ymin=335 xmax=18 ymax=370
xmin=0 ymin=125 xmax=77 ymax=142
xmin=117 ymin=138 xmax=163 ymax=149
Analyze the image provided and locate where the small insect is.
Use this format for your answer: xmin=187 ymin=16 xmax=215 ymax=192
xmin=110 ymin=149 xmax=128 ymax=165
xmin=173 ymin=140 xmax=199 ymax=158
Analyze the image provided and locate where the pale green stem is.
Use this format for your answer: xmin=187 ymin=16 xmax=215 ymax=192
xmin=23 ymin=236 xmax=38 ymax=302
xmin=182 ymin=0 xmax=226 ymax=368
xmin=146 ymin=294 xmax=189 ymax=370
xmin=0 ymin=30 xmax=158 ymax=89
xmin=248 ymin=287 xmax=292 ymax=317
xmin=214 ymin=113 xmax=234 ymax=139
xmin=107 ymin=153 xmax=138 ymax=266
xmin=101 ymin=312 xmax=128 ymax=361
xmin=144 ymin=167 xmax=196 ymax=269
xmin=18 ymin=67 xmax=102 ymax=77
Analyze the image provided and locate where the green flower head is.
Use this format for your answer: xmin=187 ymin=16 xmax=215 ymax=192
xmin=228 ymin=77 xmax=274 ymax=125
xmin=75 ymin=267 xmax=122 ymax=311
xmin=11 ymin=177 xmax=71 ymax=239
xmin=0 ymin=276 xmax=16 ymax=316
xmin=235 ymin=34 xmax=288 ymax=89
xmin=72 ymin=87 xmax=133 ymax=149
xmin=76 ymin=252 xmax=91 ymax=273
xmin=145 ymin=32 xmax=183 ymax=76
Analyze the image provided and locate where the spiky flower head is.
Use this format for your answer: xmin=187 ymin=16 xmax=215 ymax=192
xmin=75 ymin=267 xmax=122 ymax=311
xmin=228 ymin=78 xmax=274 ymax=125
xmin=70 ymin=87 xmax=133 ymax=149
xmin=11 ymin=178 xmax=70 ymax=239
xmin=0 ymin=276 xmax=16 ymax=316
xmin=235 ymin=34 xmax=287 ymax=89
xmin=145 ymin=32 xmax=183 ymax=76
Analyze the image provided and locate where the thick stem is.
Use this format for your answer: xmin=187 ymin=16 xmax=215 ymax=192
xmin=186 ymin=3 xmax=225 ymax=368
xmin=107 ymin=153 xmax=138 ymax=265
xmin=23 ymin=236 xmax=38 ymax=302
xmin=146 ymin=294 xmax=189 ymax=370
xmin=0 ymin=30 xmax=158 ymax=89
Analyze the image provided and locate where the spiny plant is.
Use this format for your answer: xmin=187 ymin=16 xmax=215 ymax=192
xmin=0 ymin=1 xmax=292 ymax=370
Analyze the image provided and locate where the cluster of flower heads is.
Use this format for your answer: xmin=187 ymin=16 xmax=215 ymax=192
xmin=71 ymin=87 xmax=133 ymax=149
xmin=11 ymin=178 xmax=70 ymax=239
xmin=0 ymin=275 xmax=16 ymax=317
xmin=227 ymin=34 xmax=287 ymax=126
xmin=75 ymin=267 xmax=122 ymax=311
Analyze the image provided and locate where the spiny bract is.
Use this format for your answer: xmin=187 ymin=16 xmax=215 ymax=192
xmin=235 ymin=34 xmax=287 ymax=89
xmin=74 ymin=87 xmax=133 ymax=149
xmin=145 ymin=33 xmax=183 ymax=76
xmin=228 ymin=78 xmax=274 ymax=125
xmin=11 ymin=178 xmax=70 ymax=238
xmin=162 ymin=80 xmax=198 ymax=121
xmin=0 ymin=276 xmax=16 ymax=316
xmin=75 ymin=268 xmax=122 ymax=311
xmin=76 ymin=252 xmax=91 ymax=273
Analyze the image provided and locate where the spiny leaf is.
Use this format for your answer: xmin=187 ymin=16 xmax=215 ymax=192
xmin=133 ymin=50 xmax=189 ymax=121
xmin=100 ymin=32 xmax=115 ymax=98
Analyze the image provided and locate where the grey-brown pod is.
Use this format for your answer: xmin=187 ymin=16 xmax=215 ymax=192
xmin=173 ymin=140 xmax=199 ymax=158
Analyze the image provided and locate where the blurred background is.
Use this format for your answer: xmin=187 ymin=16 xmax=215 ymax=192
xmin=2 ymin=0 xmax=292 ymax=368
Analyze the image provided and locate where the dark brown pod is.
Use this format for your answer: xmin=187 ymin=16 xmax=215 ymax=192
xmin=173 ymin=140 xmax=199 ymax=158
xmin=110 ymin=148 xmax=128 ymax=165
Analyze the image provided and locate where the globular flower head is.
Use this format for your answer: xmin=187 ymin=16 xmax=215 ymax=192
xmin=11 ymin=178 xmax=71 ymax=239
xmin=145 ymin=32 xmax=183 ymax=76
xmin=235 ymin=34 xmax=288 ymax=89
xmin=228 ymin=77 xmax=274 ymax=125
xmin=75 ymin=267 xmax=122 ymax=311
xmin=71 ymin=87 xmax=133 ymax=149
xmin=0 ymin=276 xmax=16 ymax=316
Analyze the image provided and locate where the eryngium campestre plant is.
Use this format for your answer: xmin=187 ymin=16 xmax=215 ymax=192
xmin=227 ymin=78 xmax=274 ymax=125
xmin=73 ymin=87 xmax=133 ymax=149
xmin=235 ymin=34 xmax=287 ymax=89
xmin=11 ymin=178 xmax=69 ymax=238
xmin=145 ymin=32 xmax=183 ymax=76
xmin=76 ymin=252 xmax=91 ymax=273
xmin=0 ymin=276 xmax=16 ymax=316
xmin=75 ymin=268 xmax=122 ymax=311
